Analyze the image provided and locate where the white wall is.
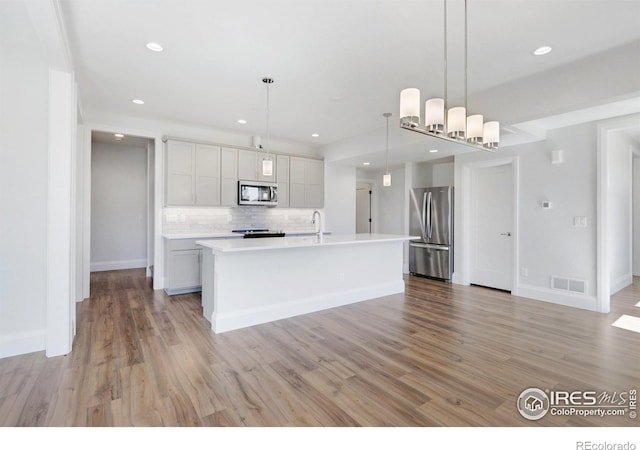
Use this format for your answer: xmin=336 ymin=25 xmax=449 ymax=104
xmin=455 ymin=122 xmax=598 ymax=310
xmin=324 ymin=163 xmax=356 ymax=234
xmin=634 ymin=155 xmax=640 ymax=276
xmin=433 ymin=162 xmax=455 ymax=186
xmin=0 ymin=2 xmax=50 ymax=357
xmin=607 ymin=130 xmax=633 ymax=293
xmin=412 ymin=160 xmax=454 ymax=188
xmin=376 ymin=166 xmax=406 ymax=235
xmin=91 ymin=142 xmax=148 ymax=271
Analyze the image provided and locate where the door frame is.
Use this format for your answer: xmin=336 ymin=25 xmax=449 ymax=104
xmin=81 ymin=123 xmax=165 ymax=300
xmin=596 ymin=114 xmax=640 ymax=313
xmin=458 ymin=156 xmax=520 ymax=292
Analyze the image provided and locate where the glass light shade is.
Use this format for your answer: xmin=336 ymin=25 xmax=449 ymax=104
xmin=425 ymin=98 xmax=445 ymax=133
xmin=467 ymin=115 xmax=484 ymax=144
xmin=262 ymin=159 xmax=273 ymax=177
xmin=447 ymin=107 xmax=466 ymax=139
xmin=483 ymin=121 xmax=500 ymax=150
xmin=400 ymin=88 xmax=420 ymax=126
xmin=383 ymin=173 xmax=391 ymax=187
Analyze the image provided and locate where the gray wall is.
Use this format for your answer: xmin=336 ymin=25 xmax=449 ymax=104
xmin=91 ymin=142 xmax=148 ymax=271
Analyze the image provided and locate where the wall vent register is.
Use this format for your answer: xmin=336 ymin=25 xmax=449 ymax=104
xmin=551 ymin=276 xmax=586 ymax=294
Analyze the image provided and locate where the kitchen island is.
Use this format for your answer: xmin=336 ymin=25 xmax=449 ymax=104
xmin=196 ymin=233 xmax=415 ymax=333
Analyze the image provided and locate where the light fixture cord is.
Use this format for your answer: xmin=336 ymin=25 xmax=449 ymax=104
xmin=464 ymin=0 xmax=468 ymax=119
xmin=443 ymin=0 xmax=448 ymax=131
xmin=385 ymin=115 xmax=390 ymax=174
xmin=265 ymin=81 xmax=270 ymax=156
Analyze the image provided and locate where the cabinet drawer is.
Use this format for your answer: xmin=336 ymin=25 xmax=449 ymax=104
xmin=169 ymin=238 xmax=200 ymax=251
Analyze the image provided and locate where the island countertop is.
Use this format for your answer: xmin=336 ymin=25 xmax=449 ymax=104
xmin=196 ymin=233 xmax=417 ymax=253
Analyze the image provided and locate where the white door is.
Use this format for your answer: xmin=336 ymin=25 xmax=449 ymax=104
xmin=471 ymin=164 xmax=514 ymax=291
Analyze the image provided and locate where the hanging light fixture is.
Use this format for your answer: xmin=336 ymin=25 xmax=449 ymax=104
xmin=261 ymin=77 xmax=274 ymax=177
xmin=399 ymin=0 xmax=499 ymax=152
xmin=383 ymin=112 xmax=392 ymax=187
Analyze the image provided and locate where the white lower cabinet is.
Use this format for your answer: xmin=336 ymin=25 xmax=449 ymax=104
xmin=164 ymin=238 xmax=202 ymax=295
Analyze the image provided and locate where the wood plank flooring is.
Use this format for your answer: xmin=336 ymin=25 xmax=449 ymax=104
xmin=1 ymin=270 xmax=638 ymax=426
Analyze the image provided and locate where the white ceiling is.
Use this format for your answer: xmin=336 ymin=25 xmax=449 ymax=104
xmin=60 ymin=0 xmax=640 ymax=168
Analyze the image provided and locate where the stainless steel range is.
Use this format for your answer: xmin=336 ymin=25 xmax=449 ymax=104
xmin=232 ymin=229 xmax=286 ymax=239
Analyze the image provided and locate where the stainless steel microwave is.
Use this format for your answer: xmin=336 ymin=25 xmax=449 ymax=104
xmin=238 ymin=180 xmax=278 ymax=207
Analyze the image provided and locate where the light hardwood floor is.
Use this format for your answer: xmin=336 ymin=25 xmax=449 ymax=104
xmin=1 ymin=270 xmax=638 ymax=426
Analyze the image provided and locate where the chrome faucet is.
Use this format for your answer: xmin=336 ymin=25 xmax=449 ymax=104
xmin=311 ymin=210 xmax=323 ymax=240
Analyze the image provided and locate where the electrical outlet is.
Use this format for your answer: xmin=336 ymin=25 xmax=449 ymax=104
xmin=574 ymin=216 xmax=587 ymax=228
xmin=520 ymin=267 xmax=528 ymax=277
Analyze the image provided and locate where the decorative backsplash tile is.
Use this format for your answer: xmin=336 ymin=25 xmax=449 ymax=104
xmin=162 ymin=207 xmax=323 ymax=234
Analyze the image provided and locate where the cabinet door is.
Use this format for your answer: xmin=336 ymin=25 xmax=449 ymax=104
xmin=170 ymin=249 xmax=201 ymax=289
xmin=166 ymin=140 xmax=195 ymax=205
xmin=306 ymin=159 xmax=324 ymax=208
xmin=195 ymin=144 xmax=220 ymax=206
xmin=289 ymin=156 xmax=306 ymax=207
xmin=238 ymin=149 xmax=258 ymax=181
xmin=257 ymin=152 xmax=276 ymax=182
xmin=276 ymin=155 xmax=290 ymax=207
xmin=220 ymin=147 xmax=238 ymax=206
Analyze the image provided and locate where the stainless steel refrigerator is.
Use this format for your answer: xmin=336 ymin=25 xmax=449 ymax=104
xmin=409 ymin=186 xmax=454 ymax=280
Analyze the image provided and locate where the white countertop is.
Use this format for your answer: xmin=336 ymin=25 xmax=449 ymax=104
xmin=162 ymin=230 xmax=331 ymax=240
xmin=163 ymin=232 xmax=238 ymax=239
xmin=196 ymin=233 xmax=417 ymax=253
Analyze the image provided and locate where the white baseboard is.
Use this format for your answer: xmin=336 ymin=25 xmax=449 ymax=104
xmin=610 ymin=274 xmax=633 ymax=295
xmin=513 ymin=284 xmax=597 ymax=312
xmin=90 ymin=259 xmax=147 ymax=272
xmin=0 ymin=329 xmax=45 ymax=359
xmin=212 ymin=281 xmax=405 ymax=333
xmin=451 ymin=272 xmax=468 ymax=286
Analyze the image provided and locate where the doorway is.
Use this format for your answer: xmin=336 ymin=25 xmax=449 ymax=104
xmin=356 ymin=182 xmax=372 ymax=233
xmin=90 ymin=131 xmax=153 ymax=273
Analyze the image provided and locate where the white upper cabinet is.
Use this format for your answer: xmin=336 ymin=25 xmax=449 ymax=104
xmin=165 ymin=140 xmax=220 ymax=206
xmin=238 ymin=149 xmax=258 ymax=181
xmin=276 ymin=154 xmax=290 ymax=207
xmin=195 ymin=144 xmax=220 ymax=206
xmin=238 ymin=149 xmax=277 ymax=182
xmin=220 ymin=147 xmax=238 ymax=206
xmin=165 ymin=139 xmax=320 ymax=208
xmin=289 ymin=156 xmax=324 ymax=208
xmin=166 ymin=140 xmax=195 ymax=205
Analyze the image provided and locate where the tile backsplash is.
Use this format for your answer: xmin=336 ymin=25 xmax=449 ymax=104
xmin=162 ymin=207 xmax=322 ymax=234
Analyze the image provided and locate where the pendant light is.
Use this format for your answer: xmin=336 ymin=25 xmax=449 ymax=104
xmin=398 ymin=0 xmax=499 ymax=152
xmin=383 ymin=112 xmax=392 ymax=187
xmin=261 ymin=77 xmax=274 ymax=177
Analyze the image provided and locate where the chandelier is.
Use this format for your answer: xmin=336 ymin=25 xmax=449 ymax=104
xmin=399 ymin=0 xmax=499 ymax=151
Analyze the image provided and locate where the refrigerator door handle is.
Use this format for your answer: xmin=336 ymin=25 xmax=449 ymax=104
xmin=426 ymin=191 xmax=433 ymax=239
xmin=422 ymin=192 xmax=428 ymax=238
xmin=410 ymin=242 xmax=449 ymax=251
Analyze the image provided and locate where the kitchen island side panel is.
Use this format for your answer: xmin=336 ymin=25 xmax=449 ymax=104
xmin=200 ymin=240 xmax=405 ymax=333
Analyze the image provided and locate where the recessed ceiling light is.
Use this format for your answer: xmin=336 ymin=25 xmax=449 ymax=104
xmin=237 ymin=119 xmax=247 ymax=124
xmin=429 ymin=149 xmax=439 ymax=153
xmin=330 ymin=96 xmax=343 ymax=102
xmin=533 ymin=46 xmax=552 ymax=56
xmin=311 ymin=133 xmax=319 ymax=137
xmin=114 ymin=133 xmax=124 ymax=138
xmin=132 ymin=99 xmax=145 ymax=105
xmin=363 ymin=162 xmax=370 ymax=166
xmin=146 ymin=42 xmax=164 ymax=52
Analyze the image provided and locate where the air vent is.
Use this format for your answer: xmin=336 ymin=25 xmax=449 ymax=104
xmin=551 ymin=276 xmax=587 ymax=294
